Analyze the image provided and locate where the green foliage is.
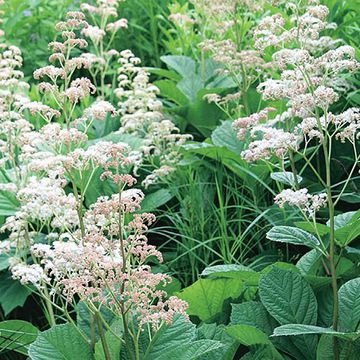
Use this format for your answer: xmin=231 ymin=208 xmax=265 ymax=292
xmin=0 ymin=320 xmax=38 ymax=356
xmin=28 ymin=323 xmax=93 ymax=360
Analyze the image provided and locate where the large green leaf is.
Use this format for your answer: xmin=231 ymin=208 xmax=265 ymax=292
xmin=230 ymin=302 xmax=275 ymax=336
xmin=28 ymin=323 xmax=93 ymax=360
xmin=201 ymin=265 xmax=259 ymax=285
xmin=259 ymin=267 xmax=318 ymax=325
xmin=0 ymin=320 xmax=38 ymax=355
xmin=338 ymin=278 xmax=360 ymax=332
xmin=161 ymin=56 xmax=196 ymax=79
xmin=0 ymin=190 xmax=19 ymax=216
xmin=0 ymin=273 xmax=31 ymax=316
xmin=266 ymin=226 xmax=320 ymax=248
xmin=259 ymin=268 xmax=318 ymax=358
xmin=326 ymin=211 xmax=360 ymax=246
xmin=197 ymin=323 xmax=238 ymax=360
xmin=142 ymin=315 xmax=223 ymax=360
xmin=296 ymin=250 xmax=322 ymax=275
xmin=140 ymin=188 xmax=173 ymax=212
xmin=211 ymin=120 xmax=244 ymax=155
xmin=272 ymin=324 xmax=353 ymax=338
xmin=270 ymin=172 xmax=303 ymax=186
xmin=226 ymin=325 xmax=283 ymax=360
xmin=157 ymin=340 xmax=224 ymax=360
xmin=176 ymin=278 xmax=244 ymax=321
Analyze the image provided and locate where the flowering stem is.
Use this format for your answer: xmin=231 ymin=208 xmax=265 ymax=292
xmin=43 ymin=285 xmax=56 ymax=327
xmin=323 ymin=134 xmax=339 ymax=360
xmin=95 ymin=312 xmax=111 ymax=360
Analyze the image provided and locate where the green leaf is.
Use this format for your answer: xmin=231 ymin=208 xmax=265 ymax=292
xmin=272 ymin=324 xmax=341 ymax=337
xmin=197 ymin=323 xmax=238 ymax=360
xmin=259 ymin=267 xmax=318 ymax=326
xmin=296 ymin=250 xmax=322 ymax=275
xmin=154 ymin=79 xmax=189 ymax=106
xmin=157 ymin=340 xmax=224 ymax=360
xmin=140 ymin=189 xmax=173 ymax=212
xmin=270 ymin=172 xmax=303 ymax=186
xmin=0 ymin=273 xmax=31 ymax=316
xmin=142 ymin=315 xmax=195 ymax=360
xmin=226 ymin=325 xmax=283 ymax=360
xmin=0 ymin=190 xmax=19 ymax=216
xmin=294 ymin=222 xmax=330 ymax=236
xmin=142 ymin=315 xmax=223 ymax=360
xmin=176 ymin=278 xmax=244 ymax=322
xmin=28 ymin=323 xmax=93 ymax=360
xmin=230 ymin=302 xmax=275 ymax=336
xmin=201 ymin=265 xmax=259 ymax=285
xmin=226 ymin=325 xmax=270 ymax=346
xmin=266 ymin=226 xmax=320 ymax=248
xmin=211 ymin=120 xmax=244 ymax=154
xmin=338 ymin=278 xmax=360 ymax=332
xmin=161 ymin=55 xmax=196 ymax=79
xmin=0 ymin=320 xmax=38 ymax=355
xmin=259 ymin=268 xmax=318 ymax=358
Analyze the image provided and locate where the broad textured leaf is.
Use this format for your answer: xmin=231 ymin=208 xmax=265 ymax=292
xmin=0 ymin=273 xmax=31 ymax=315
xmin=226 ymin=325 xmax=283 ymax=360
xmin=201 ymin=264 xmax=259 ymax=285
xmin=197 ymin=323 xmax=238 ymax=360
xmin=0 ymin=320 xmax=38 ymax=355
xmin=157 ymin=340 xmax=224 ymax=360
xmin=270 ymin=172 xmax=303 ymax=186
xmin=211 ymin=121 xmax=244 ymax=154
xmin=259 ymin=268 xmax=318 ymax=358
xmin=142 ymin=315 xmax=195 ymax=360
xmin=272 ymin=324 xmax=340 ymax=337
xmin=294 ymin=222 xmax=330 ymax=236
xmin=259 ymin=267 xmax=317 ymax=325
xmin=296 ymin=250 xmax=322 ymax=275
xmin=28 ymin=323 xmax=93 ymax=360
xmin=266 ymin=226 xmax=320 ymax=248
xmin=230 ymin=302 xmax=275 ymax=336
xmin=339 ymin=278 xmax=360 ymax=332
xmin=161 ymin=55 xmax=196 ymax=79
xmin=176 ymin=278 xmax=244 ymax=321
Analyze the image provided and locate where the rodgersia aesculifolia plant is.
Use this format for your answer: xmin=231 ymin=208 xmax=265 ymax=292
xmin=232 ymin=0 xmax=360 ymax=356
xmin=0 ymin=5 xmax=190 ymax=360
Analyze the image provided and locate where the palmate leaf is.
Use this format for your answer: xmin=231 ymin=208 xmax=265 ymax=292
xmin=272 ymin=324 xmax=360 ymax=340
xmin=197 ymin=323 xmax=238 ymax=360
xmin=270 ymin=172 xmax=303 ymax=186
xmin=226 ymin=325 xmax=283 ymax=360
xmin=0 ymin=320 xmax=38 ymax=356
xmin=176 ymin=277 xmax=244 ymax=322
xmin=338 ymin=278 xmax=360 ymax=332
xmin=259 ymin=268 xmax=317 ymax=326
xmin=266 ymin=226 xmax=320 ymax=249
xmin=0 ymin=273 xmax=31 ymax=316
xmin=230 ymin=302 xmax=276 ymax=336
xmin=28 ymin=323 xmax=93 ymax=360
xmin=141 ymin=315 xmax=223 ymax=360
xmin=259 ymin=268 xmax=318 ymax=359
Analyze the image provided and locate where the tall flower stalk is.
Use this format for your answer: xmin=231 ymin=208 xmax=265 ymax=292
xmin=232 ymin=2 xmax=360 ymax=357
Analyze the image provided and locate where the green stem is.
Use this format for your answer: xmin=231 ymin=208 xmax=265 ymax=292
xmin=95 ymin=312 xmax=111 ymax=360
xmin=323 ymin=135 xmax=339 ymax=360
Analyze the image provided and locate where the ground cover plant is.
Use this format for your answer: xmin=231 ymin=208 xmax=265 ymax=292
xmin=0 ymin=0 xmax=359 ymax=359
